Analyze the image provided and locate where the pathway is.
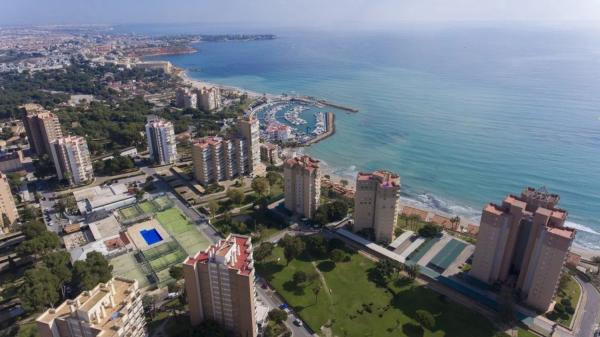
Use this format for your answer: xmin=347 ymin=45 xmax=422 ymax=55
xmin=311 ymin=261 xmax=333 ymax=300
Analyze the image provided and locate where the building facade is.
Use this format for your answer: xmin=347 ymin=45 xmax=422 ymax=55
xmin=195 ymin=87 xmax=222 ymax=112
xmin=176 ymin=88 xmax=197 ymax=109
xmin=191 ymin=117 xmax=260 ymax=185
xmin=145 ymin=119 xmax=177 ymax=165
xmin=283 ymin=156 xmax=321 ymax=219
xmin=259 ymin=143 xmax=282 ymax=166
xmin=21 ymin=104 xmax=63 ymax=156
xmin=470 ymin=187 xmax=576 ymax=312
xmin=353 ymin=171 xmax=401 ymax=243
xmin=36 ymin=277 xmax=146 ymax=337
xmin=236 ymin=117 xmax=261 ymax=176
xmin=183 ymin=235 xmax=257 ymax=337
xmin=0 ymin=150 xmax=25 ymax=172
xmin=50 ymin=136 xmax=94 ymax=186
xmin=0 ymin=172 xmax=18 ymax=229
xmin=191 ymin=136 xmax=248 ymax=185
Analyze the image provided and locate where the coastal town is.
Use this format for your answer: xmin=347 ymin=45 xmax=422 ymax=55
xmin=0 ymin=24 xmax=598 ymax=337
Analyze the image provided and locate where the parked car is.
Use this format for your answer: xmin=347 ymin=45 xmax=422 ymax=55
xmin=293 ymin=318 xmax=303 ymax=327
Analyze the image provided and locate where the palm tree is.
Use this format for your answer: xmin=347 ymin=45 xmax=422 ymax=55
xmin=450 ymin=216 xmax=461 ymax=231
xmin=406 ymin=264 xmax=420 ymax=280
xmin=313 ymin=286 xmax=321 ymax=304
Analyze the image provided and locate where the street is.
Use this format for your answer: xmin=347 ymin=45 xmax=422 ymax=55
xmin=255 ymin=279 xmax=314 ymax=337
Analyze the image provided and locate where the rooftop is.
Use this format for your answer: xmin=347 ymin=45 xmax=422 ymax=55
xmin=285 ymin=155 xmax=320 ymax=172
xmin=36 ymin=277 xmax=139 ymax=337
xmin=193 ymin=136 xmax=223 ymax=148
xmin=357 ymin=170 xmax=400 ymax=188
xmin=185 ymin=234 xmax=253 ymax=276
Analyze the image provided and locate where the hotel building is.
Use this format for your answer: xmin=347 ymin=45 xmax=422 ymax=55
xmin=36 ymin=277 xmax=146 ymax=337
xmin=192 ymin=136 xmax=248 ymax=185
xmin=145 ymin=118 xmax=177 ymax=165
xmin=50 ymin=136 xmax=94 ymax=186
xmin=236 ymin=116 xmax=261 ymax=175
xmin=283 ymin=156 xmax=321 ymax=218
xmin=470 ymin=187 xmax=576 ymax=312
xmin=175 ymin=88 xmax=197 ymax=109
xmin=191 ymin=117 xmax=261 ymax=185
xmin=195 ymin=87 xmax=222 ymax=112
xmin=183 ymin=234 xmax=257 ymax=337
xmin=21 ymin=103 xmax=63 ymax=156
xmin=0 ymin=172 xmax=18 ymax=229
xmin=353 ymin=171 xmax=401 ymax=243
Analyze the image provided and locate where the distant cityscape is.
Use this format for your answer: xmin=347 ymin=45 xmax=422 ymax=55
xmin=0 ymin=24 xmax=597 ymax=337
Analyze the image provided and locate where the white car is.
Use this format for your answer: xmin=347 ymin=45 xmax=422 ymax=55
xmin=293 ymin=318 xmax=303 ymax=327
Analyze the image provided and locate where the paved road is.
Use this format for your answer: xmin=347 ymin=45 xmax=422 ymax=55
xmin=573 ymin=276 xmax=600 ymax=337
xmin=256 ymin=280 xmax=314 ymax=337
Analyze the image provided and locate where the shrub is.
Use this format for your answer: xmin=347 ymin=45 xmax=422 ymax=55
xmin=418 ymin=224 xmax=442 ymax=238
xmin=268 ymin=308 xmax=288 ymax=323
xmin=415 ymin=309 xmax=436 ymax=330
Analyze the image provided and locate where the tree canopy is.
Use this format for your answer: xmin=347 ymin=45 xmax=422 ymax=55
xmin=73 ymin=251 xmax=113 ymax=292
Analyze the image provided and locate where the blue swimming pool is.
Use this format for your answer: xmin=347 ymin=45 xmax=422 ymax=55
xmin=140 ymin=228 xmax=163 ymax=245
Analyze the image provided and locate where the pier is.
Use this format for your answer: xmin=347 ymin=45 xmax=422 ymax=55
xmin=303 ymin=112 xmax=335 ymax=146
xmin=293 ymin=96 xmax=359 ymax=113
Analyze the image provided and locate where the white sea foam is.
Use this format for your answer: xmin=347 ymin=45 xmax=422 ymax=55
xmin=565 ymin=221 xmax=600 ymax=235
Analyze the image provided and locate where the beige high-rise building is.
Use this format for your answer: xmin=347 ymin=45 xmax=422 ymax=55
xmin=0 ymin=172 xmax=18 ymax=228
xmin=194 ymin=87 xmax=222 ymax=112
xmin=236 ymin=116 xmax=261 ymax=176
xmin=183 ymin=234 xmax=257 ymax=337
xmin=353 ymin=171 xmax=400 ymax=243
xmin=175 ymin=88 xmax=197 ymax=109
xmin=36 ymin=277 xmax=146 ymax=337
xmin=20 ymin=104 xmax=63 ymax=156
xmin=192 ymin=136 xmax=248 ymax=185
xmin=470 ymin=187 xmax=576 ymax=312
xmin=50 ymin=136 xmax=94 ymax=186
xmin=283 ymin=156 xmax=320 ymax=218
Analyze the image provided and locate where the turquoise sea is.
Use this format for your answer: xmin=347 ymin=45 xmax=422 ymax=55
xmin=141 ymin=24 xmax=600 ymax=249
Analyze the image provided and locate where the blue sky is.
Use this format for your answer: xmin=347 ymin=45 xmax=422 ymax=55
xmin=1 ymin=0 xmax=600 ymax=27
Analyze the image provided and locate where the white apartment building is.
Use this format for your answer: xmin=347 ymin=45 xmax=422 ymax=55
xmin=145 ymin=119 xmax=177 ymax=165
xmin=51 ymin=136 xmax=94 ymax=186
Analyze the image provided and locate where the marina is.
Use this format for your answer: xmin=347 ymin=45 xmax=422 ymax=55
xmin=248 ymin=97 xmax=337 ymax=146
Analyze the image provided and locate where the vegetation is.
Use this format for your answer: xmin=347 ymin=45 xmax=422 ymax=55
xmin=546 ymin=273 xmax=580 ymax=325
xmin=256 ymin=243 xmax=498 ymax=337
xmin=72 ymin=252 xmax=113 ymax=292
xmin=17 ymin=220 xmax=61 ymax=258
xmin=418 ymin=223 xmax=442 ymax=238
xmin=169 ymin=265 xmax=184 ymax=280
xmin=268 ymin=308 xmax=288 ymax=324
xmin=93 ymin=155 xmax=135 ymax=175
xmin=314 ymin=200 xmax=348 ymax=225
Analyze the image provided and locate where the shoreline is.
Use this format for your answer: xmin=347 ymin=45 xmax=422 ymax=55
xmin=151 ymin=58 xmax=600 ymax=259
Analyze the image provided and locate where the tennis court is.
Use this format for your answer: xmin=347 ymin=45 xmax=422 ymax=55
xmin=142 ymin=241 xmax=181 ymax=261
xmin=119 ymin=205 xmax=142 ymax=220
xmin=110 ymin=252 xmax=151 ymax=287
xmin=147 ymin=249 xmax=187 ymax=272
xmin=153 ymin=196 xmax=173 ymax=210
xmin=428 ymin=239 xmax=467 ymax=272
xmin=155 ymin=208 xmax=210 ymax=255
xmin=139 ymin=201 xmax=157 ymax=214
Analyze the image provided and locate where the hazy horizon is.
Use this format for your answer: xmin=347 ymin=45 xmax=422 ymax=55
xmin=2 ymin=0 xmax=600 ymax=29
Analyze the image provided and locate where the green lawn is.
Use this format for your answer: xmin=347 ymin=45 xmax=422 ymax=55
xmin=15 ymin=322 xmax=38 ymax=337
xmin=551 ymin=274 xmax=581 ymax=326
xmin=257 ymin=247 xmax=498 ymax=337
xmin=517 ymin=327 xmax=539 ymax=337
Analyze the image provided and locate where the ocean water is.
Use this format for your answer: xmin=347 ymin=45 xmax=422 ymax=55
xmin=150 ymin=25 xmax=600 ymax=249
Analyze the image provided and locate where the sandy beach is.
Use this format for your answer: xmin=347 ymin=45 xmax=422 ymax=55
xmin=178 ymin=69 xmax=268 ymax=99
